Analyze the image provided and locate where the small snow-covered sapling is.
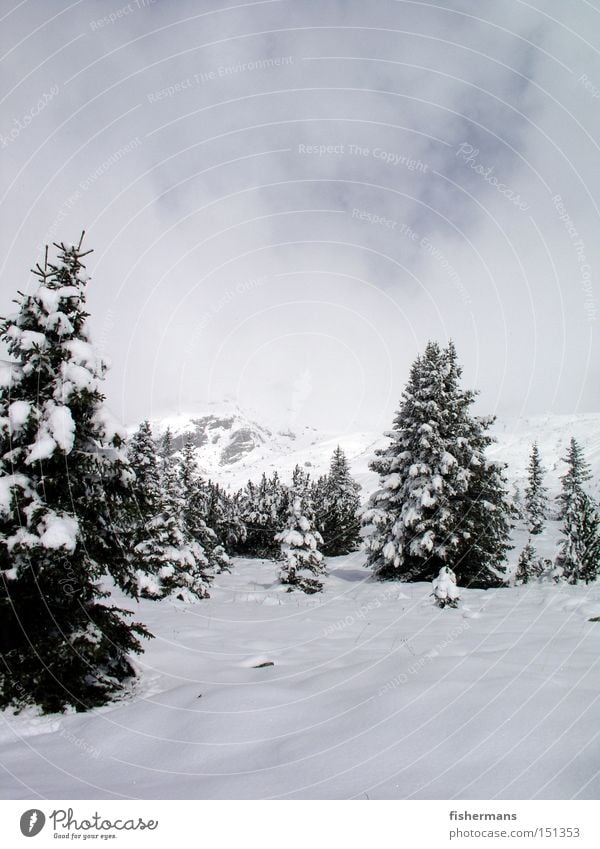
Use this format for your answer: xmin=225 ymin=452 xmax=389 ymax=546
xmin=432 ymin=566 xmax=460 ymax=609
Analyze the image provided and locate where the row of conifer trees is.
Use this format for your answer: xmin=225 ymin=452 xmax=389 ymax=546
xmin=0 ymin=238 xmax=598 ymax=714
xmin=515 ymin=437 xmax=599 ymax=585
xmin=0 ymin=237 xmax=364 ymax=711
xmin=127 ymin=423 xmax=363 ymax=598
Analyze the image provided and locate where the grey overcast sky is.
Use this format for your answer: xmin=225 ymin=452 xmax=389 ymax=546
xmin=1 ymin=0 xmax=599 ymax=433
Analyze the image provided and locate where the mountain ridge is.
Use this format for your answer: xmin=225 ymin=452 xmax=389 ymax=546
xmin=132 ymin=402 xmax=600 ymax=499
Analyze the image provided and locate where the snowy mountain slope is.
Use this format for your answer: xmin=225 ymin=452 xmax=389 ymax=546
xmin=145 ymin=401 xmax=319 ymax=480
xmin=147 ymin=401 xmax=278 ymax=468
xmin=143 ymin=400 xmax=374 ymax=491
xmin=142 ymin=404 xmax=600 ymax=499
xmin=489 ymin=413 xmax=600 ymax=502
xmin=1 ymin=555 xmax=599 ymax=800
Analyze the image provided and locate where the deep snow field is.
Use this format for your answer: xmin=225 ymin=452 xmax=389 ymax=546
xmin=1 ymin=531 xmax=600 ymax=800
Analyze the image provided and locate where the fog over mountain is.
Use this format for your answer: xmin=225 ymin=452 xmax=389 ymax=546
xmin=1 ymin=0 xmax=599 ymax=435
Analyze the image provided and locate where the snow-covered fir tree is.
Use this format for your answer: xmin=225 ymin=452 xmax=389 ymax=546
xmin=236 ymin=479 xmax=258 ymax=554
xmin=515 ymin=539 xmax=543 ymax=585
xmin=363 ymin=341 xmax=512 ymax=587
xmin=127 ymin=421 xmax=213 ymax=597
xmin=291 ymin=464 xmax=311 ymax=496
xmin=154 ymin=431 xmax=212 ymax=600
xmin=524 ymin=442 xmax=548 ymax=535
xmin=555 ymin=491 xmax=600 ymax=584
xmin=311 ymin=474 xmax=328 ymax=536
xmin=237 ymin=471 xmax=287 ymax=558
xmin=127 ymin=420 xmax=170 ymax=598
xmin=270 ymin=470 xmax=289 ymax=528
xmin=461 ymin=439 xmax=514 ymax=586
xmin=432 ymin=566 xmax=460 ymax=608
xmin=0 ymin=238 xmax=149 ymax=713
xmin=178 ymin=438 xmax=229 ymax=574
xmin=557 ymin=437 xmax=592 ymax=520
xmin=314 ymin=446 xmax=361 ymax=556
xmin=248 ymin=472 xmax=278 ymax=557
xmin=275 ymin=490 xmax=325 ymax=594
xmin=443 ymin=343 xmax=514 ymax=585
xmin=512 ymin=483 xmax=526 ymax=521
xmin=205 ymin=480 xmax=246 ymax=555
xmin=157 ymin=426 xmax=173 ymax=464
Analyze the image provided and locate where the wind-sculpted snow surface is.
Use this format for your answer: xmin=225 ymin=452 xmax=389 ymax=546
xmin=1 ymin=554 xmax=599 ymax=799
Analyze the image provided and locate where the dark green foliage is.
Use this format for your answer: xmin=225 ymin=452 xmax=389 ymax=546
xmin=313 ymin=447 xmax=361 ymax=556
xmin=178 ymin=439 xmax=228 ymax=574
xmin=236 ymin=471 xmax=288 ymax=558
xmin=291 ymin=464 xmax=310 ymax=495
xmin=127 ymin=422 xmax=212 ymax=598
xmin=555 ymin=492 xmax=600 ymax=584
xmin=363 ymin=341 xmax=512 ymax=587
xmin=515 ymin=539 xmax=543 ymax=584
xmin=0 ymin=238 xmax=149 ymax=713
xmin=557 ymin=437 xmax=592 ymax=520
xmin=524 ymin=443 xmax=548 ymax=535
xmin=127 ymin=419 xmax=168 ymax=598
xmin=0 ymin=584 xmax=148 ymax=714
xmin=276 ymin=492 xmax=325 ymax=593
xmin=205 ymin=480 xmax=246 ymax=556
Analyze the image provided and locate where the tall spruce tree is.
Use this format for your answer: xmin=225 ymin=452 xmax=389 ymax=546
xmin=524 ymin=443 xmax=548 ymax=535
xmin=0 ymin=238 xmax=149 ymax=713
xmin=316 ymin=447 xmax=361 ymax=556
xmin=154 ymin=431 xmax=212 ymax=600
xmin=363 ymin=341 xmax=512 ymax=587
xmin=557 ymin=437 xmax=592 ymax=520
xmin=179 ymin=438 xmax=229 ymax=573
xmin=127 ymin=420 xmax=169 ymax=598
xmin=555 ymin=491 xmax=600 ymax=584
xmin=127 ymin=421 xmax=212 ymax=597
